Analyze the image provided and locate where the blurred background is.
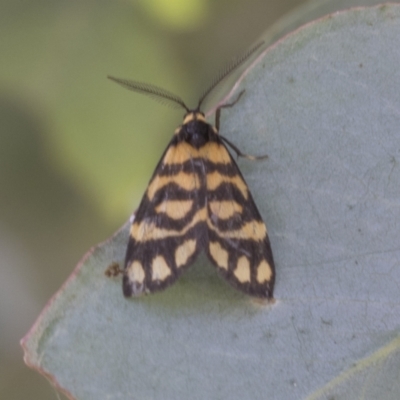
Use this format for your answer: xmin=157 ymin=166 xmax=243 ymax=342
xmin=0 ymin=0 xmax=308 ymax=398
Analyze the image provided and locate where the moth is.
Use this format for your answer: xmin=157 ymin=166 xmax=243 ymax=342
xmin=106 ymin=42 xmax=275 ymax=298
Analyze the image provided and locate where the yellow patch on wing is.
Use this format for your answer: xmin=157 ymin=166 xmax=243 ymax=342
xmin=256 ymin=260 xmax=273 ymax=283
xmin=163 ymin=142 xmax=231 ymax=165
xmin=163 ymin=142 xmax=200 ymax=165
xmin=126 ymin=261 xmax=145 ymax=284
xmin=147 ymin=171 xmax=200 ymax=201
xmin=209 ymin=241 xmax=229 ymax=270
xmin=206 ymin=171 xmax=248 ymax=199
xmin=208 ymin=220 xmax=266 ymax=240
xmin=151 ymin=256 xmax=171 ymax=281
xmin=201 ymin=143 xmax=231 ymax=164
xmin=234 ymin=256 xmax=251 ymax=283
xmin=131 ymin=207 xmax=207 ymax=242
xmin=175 ymin=239 xmax=197 ymax=268
xmin=155 ymin=200 xmax=193 ymax=219
xmin=209 ymin=200 xmax=243 ymax=219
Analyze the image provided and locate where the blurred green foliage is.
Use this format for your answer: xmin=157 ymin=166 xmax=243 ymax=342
xmin=138 ymin=0 xmax=209 ymax=30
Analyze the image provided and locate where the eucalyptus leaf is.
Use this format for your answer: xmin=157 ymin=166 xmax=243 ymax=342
xmin=22 ymin=5 xmax=400 ymax=399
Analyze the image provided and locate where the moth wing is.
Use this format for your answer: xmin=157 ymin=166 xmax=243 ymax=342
xmin=123 ymin=140 xmax=205 ymax=297
xmin=205 ymin=141 xmax=275 ymax=298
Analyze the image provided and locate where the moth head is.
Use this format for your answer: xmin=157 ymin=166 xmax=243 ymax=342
xmin=182 ymin=111 xmax=206 ymax=125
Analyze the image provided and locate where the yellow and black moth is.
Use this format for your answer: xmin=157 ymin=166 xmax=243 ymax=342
xmin=107 ymin=43 xmax=275 ymax=299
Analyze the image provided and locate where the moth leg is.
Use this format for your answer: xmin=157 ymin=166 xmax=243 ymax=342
xmin=215 ymin=90 xmax=245 ymax=131
xmin=220 ymin=135 xmax=268 ymax=161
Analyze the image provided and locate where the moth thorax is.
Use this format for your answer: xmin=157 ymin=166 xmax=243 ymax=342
xmin=182 ymin=112 xmax=212 ymax=148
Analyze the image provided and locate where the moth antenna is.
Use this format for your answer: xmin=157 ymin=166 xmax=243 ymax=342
xmin=197 ymin=41 xmax=264 ymax=110
xmin=108 ymin=76 xmax=190 ymax=112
